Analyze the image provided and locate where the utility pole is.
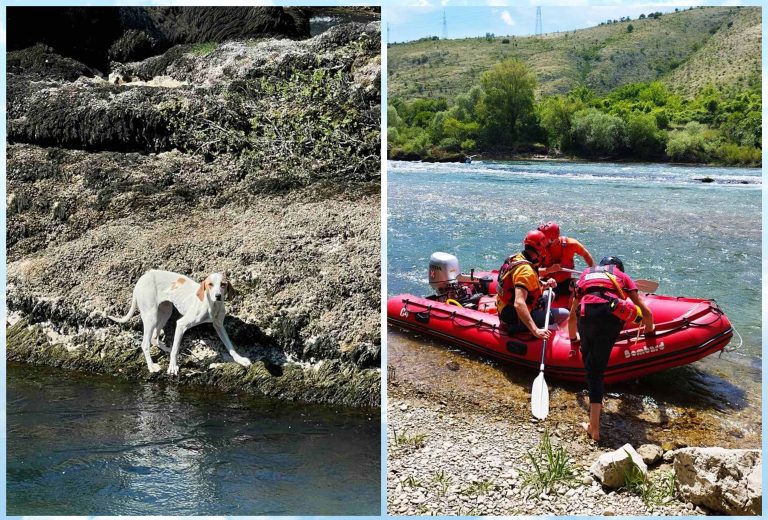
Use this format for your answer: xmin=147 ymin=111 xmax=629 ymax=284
xmin=535 ymin=7 xmax=543 ymax=38
xmin=442 ymin=10 xmax=447 ymax=40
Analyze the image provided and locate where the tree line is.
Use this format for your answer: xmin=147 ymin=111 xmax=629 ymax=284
xmin=388 ymin=59 xmax=761 ymax=166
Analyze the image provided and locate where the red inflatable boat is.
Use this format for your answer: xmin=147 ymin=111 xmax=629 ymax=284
xmin=387 ymin=253 xmax=733 ymax=384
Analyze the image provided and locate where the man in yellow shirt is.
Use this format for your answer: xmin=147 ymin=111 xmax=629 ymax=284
xmin=496 ymin=230 xmax=568 ymax=338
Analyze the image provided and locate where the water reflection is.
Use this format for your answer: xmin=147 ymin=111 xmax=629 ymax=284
xmin=7 ymin=363 xmax=379 ymax=515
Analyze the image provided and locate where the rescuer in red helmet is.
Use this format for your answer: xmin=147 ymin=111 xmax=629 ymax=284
xmin=568 ymin=255 xmax=654 ymax=442
xmin=496 ymin=230 xmax=569 ymax=339
xmin=537 ymin=221 xmax=595 ymax=296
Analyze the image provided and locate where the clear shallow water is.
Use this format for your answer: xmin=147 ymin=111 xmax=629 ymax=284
xmin=7 ymin=363 xmax=380 ymax=516
xmin=387 ymin=159 xmax=761 ymax=447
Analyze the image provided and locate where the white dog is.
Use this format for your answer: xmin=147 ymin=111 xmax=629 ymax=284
xmin=110 ymin=270 xmax=251 ymax=375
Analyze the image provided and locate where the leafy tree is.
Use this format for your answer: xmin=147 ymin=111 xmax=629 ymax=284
xmin=478 ymin=59 xmax=536 ymax=146
xmin=571 ymin=108 xmax=627 ymax=156
xmin=638 ymin=81 xmax=672 ymax=107
xmin=388 ymin=104 xmax=403 ymax=129
xmin=538 ymin=95 xmax=584 ymax=151
xmin=721 ymin=110 xmax=761 ymax=148
xmin=453 ymin=85 xmax=484 ymax=123
xmin=626 ymin=111 xmax=664 ymax=157
xmin=570 ymin=85 xmax=598 ymax=105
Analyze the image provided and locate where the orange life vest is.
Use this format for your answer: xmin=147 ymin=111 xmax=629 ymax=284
xmin=496 ymin=254 xmax=540 ymax=314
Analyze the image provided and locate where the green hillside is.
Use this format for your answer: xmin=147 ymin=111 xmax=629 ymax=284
xmin=665 ymin=7 xmax=761 ymax=96
xmin=388 ymin=6 xmax=761 ymax=101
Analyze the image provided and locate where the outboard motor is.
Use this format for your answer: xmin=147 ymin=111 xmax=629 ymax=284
xmin=428 ymin=252 xmax=460 ymax=294
xmin=428 ymin=252 xmax=473 ymax=303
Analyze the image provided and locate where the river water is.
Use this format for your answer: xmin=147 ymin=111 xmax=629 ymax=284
xmin=7 ymin=363 xmax=380 ymax=515
xmin=387 ymin=159 xmax=761 ymax=448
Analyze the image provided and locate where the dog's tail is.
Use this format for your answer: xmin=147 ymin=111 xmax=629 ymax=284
xmin=109 ymin=294 xmax=137 ymax=324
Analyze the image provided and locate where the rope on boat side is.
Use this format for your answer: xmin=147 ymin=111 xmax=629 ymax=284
xmin=721 ymin=324 xmax=744 ymax=355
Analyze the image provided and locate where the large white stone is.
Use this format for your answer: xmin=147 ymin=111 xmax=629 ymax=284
xmin=673 ymin=447 xmax=761 ymax=516
xmin=589 ymin=443 xmax=647 ymax=488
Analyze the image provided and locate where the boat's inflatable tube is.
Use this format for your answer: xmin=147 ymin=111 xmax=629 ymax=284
xmin=387 ymin=270 xmax=733 ymax=384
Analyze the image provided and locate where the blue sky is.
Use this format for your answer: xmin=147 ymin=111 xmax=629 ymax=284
xmin=386 ymin=2 xmax=749 ymax=43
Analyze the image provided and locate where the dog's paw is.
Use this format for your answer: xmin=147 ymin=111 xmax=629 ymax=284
xmin=148 ymin=362 xmax=162 ymax=373
xmin=167 ymin=364 xmax=179 ymax=376
xmin=236 ymin=357 xmax=252 ymax=368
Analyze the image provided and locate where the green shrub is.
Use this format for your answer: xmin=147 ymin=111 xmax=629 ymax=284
xmin=666 ymin=122 xmax=708 ymax=161
xmin=717 ymin=143 xmax=761 ymax=166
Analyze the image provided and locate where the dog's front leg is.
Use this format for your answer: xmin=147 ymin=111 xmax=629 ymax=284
xmin=213 ymin=321 xmax=251 ymax=368
xmin=168 ymin=316 xmax=193 ymax=376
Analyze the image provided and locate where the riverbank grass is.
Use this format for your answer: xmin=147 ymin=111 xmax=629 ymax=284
xmin=464 ymin=479 xmax=495 ymax=496
xmin=621 ymin=456 xmax=678 ymax=506
xmin=521 ymin=428 xmax=577 ymax=496
xmin=392 ymin=428 xmax=427 ymax=449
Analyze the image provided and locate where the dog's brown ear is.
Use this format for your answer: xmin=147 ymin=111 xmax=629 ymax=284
xmin=196 ymin=275 xmax=209 ymax=301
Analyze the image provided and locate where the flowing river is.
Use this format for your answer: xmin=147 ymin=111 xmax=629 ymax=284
xmin=387 ymin=159 xmax=761 ymax=448
xmin=7 ymin=363 xmax=380 ymax=515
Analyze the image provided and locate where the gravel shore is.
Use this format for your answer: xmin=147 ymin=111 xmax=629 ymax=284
xmin=387 ymin=381 xmax=701 ymax=516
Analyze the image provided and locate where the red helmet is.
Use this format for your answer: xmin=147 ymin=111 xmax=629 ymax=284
xmin=538 ymin=221 xmax=560 ymax=242
xmin=523 ymin=229 xmax=548 ymax=255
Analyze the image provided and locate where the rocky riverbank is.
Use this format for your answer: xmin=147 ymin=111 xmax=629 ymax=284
xmin=7 ymin=7 xmax=381 ymax=408
xmin=388 ymin=381 xmax=759 ymax=515
xmin=387 ymin=328 xmax=761 ymax=515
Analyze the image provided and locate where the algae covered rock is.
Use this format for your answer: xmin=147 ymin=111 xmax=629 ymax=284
xmin=7 ymin=10 xmax=381 ymax=407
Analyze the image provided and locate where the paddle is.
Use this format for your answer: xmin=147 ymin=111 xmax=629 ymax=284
xmin=558 ymin=268 xmax=659 ymax=293
xmin=634 ymin=279 xmax=659 ymax=293
xmin=531 ymin=288 xmax=554 ymax=420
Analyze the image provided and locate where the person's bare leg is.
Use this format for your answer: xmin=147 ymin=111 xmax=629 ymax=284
xmin=589 ymin=403 xmax=601 ymax=441
xmin=580 ymin=403 xmax=601 ymax=441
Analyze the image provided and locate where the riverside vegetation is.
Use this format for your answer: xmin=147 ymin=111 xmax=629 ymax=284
xmin=6 ymin=7 xmax=381 ymax=407
xmin=388 ymin=6 xmax=760 ymax=166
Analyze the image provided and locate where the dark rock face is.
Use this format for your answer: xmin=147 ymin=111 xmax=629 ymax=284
xmin=8 ymin=7 xmax=125 ymax=71
xmin=7 ymin=44 xmax=96 ymax=81
xmin=7 ymin=13 xmax=381 ymax=407
xmin=8 ymin=7 xmax=310 ymax=71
